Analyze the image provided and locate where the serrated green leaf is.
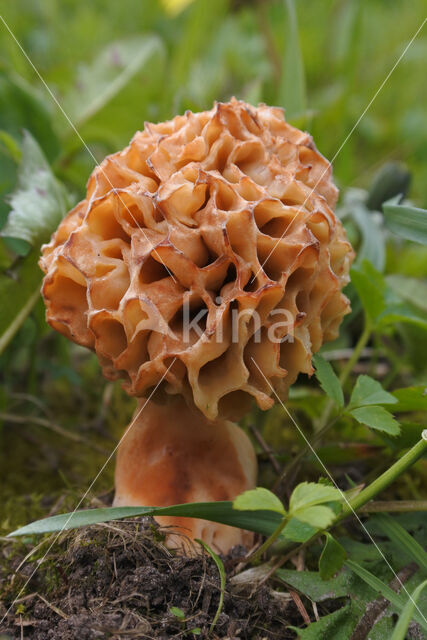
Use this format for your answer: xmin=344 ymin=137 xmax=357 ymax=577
xmin=63 ymin=36 xmax=165 ymax=127
xmin=276 ymin=568 xmax=350 ymax=602
xmin=7 ymin=502 xmax=283 ymax=538
xmin=319 ymin=533 xmax=347 ymax=580
xmin=233 ymin=487 xmax=286 ymax=515
xmin=294 ymin=505 xmax=336 ymax=529
xmin=383 ymin=200 xmax=427 ymax=245
xmin=350 ymin=406 xmax=400 ymax=435
xmin=293 ymin=604 xmax=356 ymax=639
xmin=289 ymin=482 xmax=343 ymax=513
xmin=1 ymin=131 xmax=69 ymax=248
xmin=349 ymin=375 xmax=398 ymax=409
xmin=313 ymin=354 xmax=344 ymax=408
xmin=350 ymin=260 xmax=386 ymax=324
xmin=391 ymin=579 xmax=427 ymax=640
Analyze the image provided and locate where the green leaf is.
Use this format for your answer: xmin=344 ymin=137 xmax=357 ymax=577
xmin=312 ymin=354 xmax=344 ymax=408
xmin=7 ymin=502 xmax=283 ymax=538
xmin=170 ymin=606 xmax=186 ymax=620
xmin=350 ymin=260 xmax=386 ymax=325
xmin=0 ymin=249 xmax=42 ymax=354
xmin=282 ymin=517 xmax=317 ymax=543
xmin=196 ymin=539 xmax=225 ymax=632
xmin=278 ymin=0 xmax=306 ymax=119
xmin=350 ymin=406 xmax=400 ymax=436
xmin=63 ymin=36 xmax=165 ymax=127
xmin=390 ymin=579 xmax=427 ymax=640
xmin=0 ymin=71 xmax=60 ymax=161
xmin=345 ymin=560 xmax=427 ymax=632
xmin=383 ymin=200 xmax=427 ymax=245
xmin=378 ymin=303 xmax=427 ymax=331
xmin=373 ymin=514 xmax=427 ymax=572
xmin=319 ymin=533 xmax=347 ymax=580
xmin=349 ymin=375 xmax=398 ymax=409
xmin=352 ymin=203 xmax=385 ymax=271
xmin=386 ymin=275 xmax=427 ymax=313
xmin=392 ymin=386 xmax=427 ymax=412
xmin=276 ymin=568 xmax=349 ymax=601
xmin=233 ymin=487 xmax=286 ymax=515
xmin=294 ymin=505 xmax=336 ymax=529
xmin=289 ymin=482 xmax=343 ymax=513
xmin=1 ymin=131 xmax=69 ymax=248
xmin=293 ymin=604 xmax=356 ymax=640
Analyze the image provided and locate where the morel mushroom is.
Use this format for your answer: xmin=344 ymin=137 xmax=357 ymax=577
xmin=40 ymin=98 xmax=354 ymax=553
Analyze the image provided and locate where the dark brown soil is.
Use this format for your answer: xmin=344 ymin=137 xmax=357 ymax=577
xmin=0 ymin=518 xmax=298 ymax=639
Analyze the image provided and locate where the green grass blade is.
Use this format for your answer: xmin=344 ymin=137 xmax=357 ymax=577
xmin=278 ymin=0 xmax=306 ymax=118
xmin=8 ymin=502 xmax=282 ymax=538
xmin=345 ymin=560 xmax=427 ymax=631
xmin=196 ymin=539 xmax=226 ymax=632
xmin=391 ymin=579 xmax=427 ymax=640
xmin=373 ymin=513 xmax=427 ymax=572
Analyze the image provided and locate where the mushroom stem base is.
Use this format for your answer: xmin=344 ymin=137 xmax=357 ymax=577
xmin=113 ymin=397 xmax=257 ymax=554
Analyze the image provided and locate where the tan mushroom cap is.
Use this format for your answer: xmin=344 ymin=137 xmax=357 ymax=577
xmin=40 ymin=98 xmax=354 ymax=420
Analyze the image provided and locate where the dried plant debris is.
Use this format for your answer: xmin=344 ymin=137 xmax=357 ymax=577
xmin=1 ymin=518 xmax=301 ymax=639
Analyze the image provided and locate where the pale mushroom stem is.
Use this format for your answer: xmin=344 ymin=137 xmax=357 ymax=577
xmin=114 ymin=397 xmax=257 ymax=554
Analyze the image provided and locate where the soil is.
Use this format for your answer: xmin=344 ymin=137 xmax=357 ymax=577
xmin=0 ymin=518 xmax=302 ymax=640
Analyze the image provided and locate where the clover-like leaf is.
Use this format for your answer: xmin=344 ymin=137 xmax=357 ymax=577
xmin=313 ymin=354 xmax=344 ymax=408
xmin=233 ymin=487 xmax=286 ymax=515
xmin=289 ymin=482 xmax=342 ymax=513
xmin=349 ymin=375 xmax=398 ymax=409
xmin=293 ymin=505 xmax=336 ymax=529
xmin=350 ymin=406 xmax=400 ymax=435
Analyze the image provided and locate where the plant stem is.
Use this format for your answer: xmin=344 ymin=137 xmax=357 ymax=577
xmin=340 ymin=433 xmax=427 ymax=518
xmin=359 ymin=500 xmax=427 ymax=513
xmin=270 ymin=431 xmax=427 ymax=556
xmin=251 ymin=517 xmax=288 ymax=564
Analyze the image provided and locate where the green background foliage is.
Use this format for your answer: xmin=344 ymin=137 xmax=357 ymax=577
xmin=0 ymin=1 xmax=426 ymax=637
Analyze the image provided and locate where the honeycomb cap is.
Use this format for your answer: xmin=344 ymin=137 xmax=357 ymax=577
xmin=40 ymin=98 xmax=354 ymax=420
